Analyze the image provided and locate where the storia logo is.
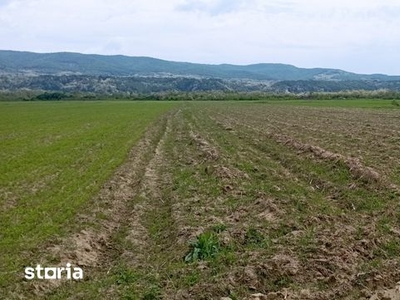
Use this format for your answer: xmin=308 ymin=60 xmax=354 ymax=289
xmin=25 ymin=263 xmax=83 ymax=280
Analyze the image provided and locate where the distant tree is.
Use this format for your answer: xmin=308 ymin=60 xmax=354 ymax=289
xmin=36 ymin=92 xmax=69 ymax=101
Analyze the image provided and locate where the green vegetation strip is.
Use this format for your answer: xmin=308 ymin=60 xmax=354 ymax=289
xmin=0 ymin=101 xmax=176 ymax=287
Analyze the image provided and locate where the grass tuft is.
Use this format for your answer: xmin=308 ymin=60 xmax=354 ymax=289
xmin=184 ymin=231 xmax=220 ymax=262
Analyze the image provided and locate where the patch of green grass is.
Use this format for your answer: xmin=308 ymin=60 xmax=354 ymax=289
xmin=0 ymin=101 xmax=176 ymax=287
xmin=185 ymin=231 xmax=220 ymax=262
xmin=142 ymin=285 xmax=162 ymax=300
xmin=391 ymin=100 xmax=400 ymax=107
xmin=381 ymin=239 xmax=400 ymax=258
xmin=116 ymin=267 xmax=138 ymax=285
xmin=181 ymin=269 xmax=201 ymax=286
xmin=377 ymin=216 xmax=393 ymax=235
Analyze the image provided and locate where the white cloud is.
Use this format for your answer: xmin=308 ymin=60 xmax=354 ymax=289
xmin=176 ymin=0 xmax=250 ymax=15
xmin=0 ymin=0 xmax=400 ymax=74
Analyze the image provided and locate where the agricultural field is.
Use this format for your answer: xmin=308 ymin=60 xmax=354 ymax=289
xmin=0 ymin=101 xmax=176 ymax=296
xmin=1 ymin=99 xmax=400 ymax=299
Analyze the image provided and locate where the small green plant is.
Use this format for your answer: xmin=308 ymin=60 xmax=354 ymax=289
xmin=392 ymin=100 xmax=400 ymax=107
xmin=184 ymin=232 xmax=220 ymax=262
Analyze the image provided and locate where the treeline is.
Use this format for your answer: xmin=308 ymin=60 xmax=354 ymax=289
xmin=295 ymin=90 xmax=400 ymax=100
xmin=2 ymin=74 xmax=400 ymax=96
xmin=2 ymin=89 xmax=400 ymax=102
xmin=272 ymin=80 xmax=400 ymax=93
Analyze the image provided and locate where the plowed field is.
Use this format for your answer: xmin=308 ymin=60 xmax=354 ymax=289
xmin=2 ymin=100 xmax=400 ymax=299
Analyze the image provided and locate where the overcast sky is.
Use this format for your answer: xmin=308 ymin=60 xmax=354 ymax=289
xmin=1 ymin=0 xmax=399 ymax=74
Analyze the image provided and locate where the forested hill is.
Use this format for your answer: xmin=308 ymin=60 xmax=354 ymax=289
xmin=1 ymin=50 xmax=400 ymax=94
xmin=1 ymin=50 xmax=399 ymax=81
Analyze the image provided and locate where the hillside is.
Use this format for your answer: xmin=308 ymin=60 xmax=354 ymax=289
xmin=1 ymin=50 xmax=400 ymax=94
xmin=2 ymin=50 xmax=400 ymax=81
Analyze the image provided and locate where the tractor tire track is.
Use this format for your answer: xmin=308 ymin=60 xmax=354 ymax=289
xmin=14 ymin=111 xmax=174 ymax=299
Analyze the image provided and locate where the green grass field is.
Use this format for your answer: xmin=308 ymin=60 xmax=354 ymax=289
xmin=1 ymin=99 xmax=400 ymax=299
xmin=0 ymin=101 xmax=176 ymax=289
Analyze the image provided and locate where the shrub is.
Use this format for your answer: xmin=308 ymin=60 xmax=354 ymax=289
xmin=36 ymin=92 xmax=69 ymax=100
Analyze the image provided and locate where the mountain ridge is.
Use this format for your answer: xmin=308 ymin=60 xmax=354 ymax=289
xmin=1 ymin=50 xmax=399 ymax=81
xmin=2 ymin=50 xmax=400 ymax=95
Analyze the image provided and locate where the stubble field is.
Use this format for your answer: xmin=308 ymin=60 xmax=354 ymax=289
xmin=1 ymin=99 xmax=400 ymax=299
